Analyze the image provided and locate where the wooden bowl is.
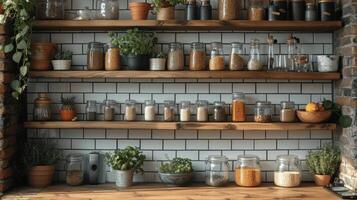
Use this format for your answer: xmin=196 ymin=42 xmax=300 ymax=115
xmin=296 ymin=110 xmax=332 ymax=123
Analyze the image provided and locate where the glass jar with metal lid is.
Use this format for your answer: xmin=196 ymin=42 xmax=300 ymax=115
xmin=124 ymin=100 xmax=136 ymax=121
xmin=235 ymin=155 xmax=262 ymax=187
xmin=87 ymin=42 xmax=105 ymax=70
xmin=105 ymin=43 xmax=120 ymax=71
xmin=167 ymin=43 xmax=184 ymax=71
xmin=200 ymin=0 xmax=212 ymax=20
xmin=180 ymin=101 xmax=191 ymax=122
xmin=232 ymin=92 xmax=246 ymax=122
xmin=213 ymin=101 xmax=227 ymax=122
xmin=66 ymin=154 xmax=84 ymax=186
xmin=274 ymin=155 xmax=301 ymax=187
xmin=249 ymin=0 xmax=265 ymax=21
xmin=280 ymin=101 xmax=296 ymax=122
xmin=205 ymin=155 xmax=229 ymax=187
xmin=33 ymin=93 xmax=52 ymax=121
xmin=196 ymin=100 xmax=209 ymax=122
xmin=189 ymin=42 xmax=206 ymax=71
xmin=102 ymin=100 xmax=116 ymax=121
xmin=248 ymin=39 xmax=263 ymax=71
xmin=164 ymin=100 xmax=175 ymax=122
xmin=96 ymin=0 xmax=119 ymax=19
xmin=254 ymin=101 xmax=273 ymax=123
xmin=86 ymin=100 xmax=97 ymax=121
xmin=209 ymin=42 xmax=225 ymax=71
xmin=144 ymin=100 xmax=156 ymax=121
xmin=318 ymin=0 xmax=335 ymax=21
xmin=290 ymin=0 xmax=306 ymax=21
xmin=268 ymin=0 xmax=287 ymax=21
xmin=218 ymin=0 xmax=240 ymax=20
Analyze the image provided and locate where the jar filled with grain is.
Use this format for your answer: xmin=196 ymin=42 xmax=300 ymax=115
xmin=164 ymin=100 xmax=175 ymax=122
xmin=124 ymin=100 xmax=136 ymax=121
xmin=66 ymin=154 xmax=84 ymax=186
xmin=102 ymin=100 xmax=116 ymax=121
xmin=248 ymin=39 xmax=263 ymax=71
xmin=229 ymin=42 xmax=244 ymax=71
xmin=144 ymin=100 xmax=156 ymax=121
xmin=167 ymin=42 xmax=184 ymax=71
xmin=254 ymin=101 xmax=273 ymax=123
xmin=232 ymin=92 xmax=246 ymax=122
xmin=235 ymin=155 xmax=262 ymax=187
xmin=105 ymin=43 xmax=120 ymax=71
xmin=213 ymin=101 xmax=227 ymax=122
xmin=189 ymin=42 xmax=206 ymax=71
xmin=86 ymin=100 xmax=97 ymax=121
xmin=274 ymin=155 xmax=301 ymax=187
xmin=180 ymin=101 xmax=191 ymax=122
xmin=218 ymin=0 xmax=240 ymax=20
xmin=196 ymin=100 xmax=209 ymax=122
xmin=209 ymin=42 xmax=225 ymax=71
xmin=87 ymin=42 xmax=105 ymax=70
xmin=280 ymin=101 xmax=296 ymax=122
xmin=249 ymin=0 xmax=265 ymax=21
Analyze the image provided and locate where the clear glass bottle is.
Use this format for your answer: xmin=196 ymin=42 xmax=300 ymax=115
xmin=249 ymin=0 xmax=265 ymax=21
xmin=33 ymin=93 xmax=52 ymax=121
xmin=287 ymin=36 xmax=297 ymax=71
xmin=200 ymin=0 xmax=212 ymax=20
xmin=144 ymin=100 xmax=156 ymax=121
xmin=247 ymin=39 xmax=263 ymax=71
xmin=87 ymin=42 xmax=105 ymax=70
xmin=254 ymin=101 xmax=273 ymax=123
xmin=102 ymin=100 xmax=116 ymax=121
xmin=180 ymin=101 xmax=191 ymax=122
xmin=209 ymin=42 xmax=225 ymax=71
xmin=189 ymin=42 xmax=206 ymax=71
xmin=213 ymin=101 xmax=227 ymax=122
xmin=235 ymin=155 xmax=262 ymax=187
xmin=124 ymin=100 xmax=136 ymax=121
xmin=96 ymin=0 xmax=119 ymax=19
xmin=196 ymin=100 xmax=209 ymax=122
xmin=280 ymin=101 xmax=296 ymax=122
xmin=267 ymin=35 xmax=277 ymax=71
xmin=205 ymin=155 xmax=229 ymax=187
xmin=86 ymin=100 xmax=97 ymax=121
xmin=37 ymin=0 xmax=64 ymax=20
xmin=164 ymin=100 xmax=175 ymax=122
xmin=167 ymin=43 xmax=184 ymax=71
xmin=105 ymin=44 xmax=120 ymax=71
xmin=232 ymin=92 xmax=246 ymax=122
xmin=218 ymin=0 xmax=240 ymax=20
xmin=66 ymin=154 xmax=84 ymax=186
xmin=274 ymin=155 xmax=301 ymax=187
xmin=229 ymin=43 xmax=244 ymax=71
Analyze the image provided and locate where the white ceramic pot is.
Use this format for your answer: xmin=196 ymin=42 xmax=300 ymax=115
xmin=52 ymin=60 xmax=71 ymax=70
xmin=115 ymin=170 xmax=133 ymax=188
xmin=150 ymin=58 xmax=166 ymax=71
xmin=317 ymin=55 xmax=339 ymax=72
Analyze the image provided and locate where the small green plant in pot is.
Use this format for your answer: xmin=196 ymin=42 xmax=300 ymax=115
xmin=150 ymin=51 xmax=166 ymax=71
xmin=109 ymin=29 xmax=157 ymax=70
xmin=105 ymin=146 xmax=146 ymax=188
xmin=52 ymin=51 xmax=73 ymax=71
xmin=306 ymin=144 xmax=341 ymax=186
xmin=23 ymin=140 xmax=61 ymax=188
xmin=151 ymin=0 xmax=185 ymax=20
xmin=159 ymin=157 xmax=193 ymax=186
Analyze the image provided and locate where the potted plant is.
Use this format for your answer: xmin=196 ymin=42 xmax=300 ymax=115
xmin=30 ymin=42 xmax=57 ymax=71
xmin=129 ymin=2 xmax=151 ymax=20
xmin=52 ymin=50 xmax=73 ymax=71
xmin=150 ymin=51 xmax=166 ymax=71
xmin=109 ymin=29 xmax=157 ymax=70
xmin=23 ymin=140 xmax=61 ymax=188
xmin=105 ymin=146 xmax=146 ymax=188
xmin=152 ymin=0 xmax=184 ymax=20
xmin=159 ymin=157 xmax=193 ymax=186
xmin=60 ymin=96 xmax=76 ymax=121
xmin=306 ymin=144 xmax=341 ymax=186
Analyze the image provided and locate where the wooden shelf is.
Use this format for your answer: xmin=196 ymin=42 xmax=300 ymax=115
xmin=24 ymin=121 xmax=336 ymax=131
xmin=29 ymin=71 xmax=341 ymax=80
xmin=33 ymin=20 xmax=342 ymax=31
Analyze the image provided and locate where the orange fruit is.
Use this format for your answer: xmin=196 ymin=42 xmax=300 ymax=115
xmin=305 ymin=102 xmax=319 ymax=112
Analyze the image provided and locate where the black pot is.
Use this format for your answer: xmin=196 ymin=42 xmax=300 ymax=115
xmin=125 ymin=54 xmax=150 ymax=70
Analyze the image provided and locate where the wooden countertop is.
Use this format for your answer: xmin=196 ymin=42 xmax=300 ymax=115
xmin=2 ymin=183 xmax=339 ymax=200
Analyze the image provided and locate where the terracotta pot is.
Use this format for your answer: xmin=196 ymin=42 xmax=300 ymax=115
xmin=313 ymin=174 xmax=331 ymax=186
xmin=60 ymin=110 xmax=76 ymax=121
xmin=157 ymin=7 xmax=175 ymax=20
xmin=31 ymin=59 xmax=52 ymax=71
xmin=129 ymin=2 xmax=151 ymax=20
xmin=31 ymin=43 xmax=57 ymax=60
xmin=28 ymin=165 xmax=55 ymax=188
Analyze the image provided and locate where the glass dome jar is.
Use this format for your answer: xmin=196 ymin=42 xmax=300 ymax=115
xmin=86 ymin=100 xmax=97 ymax=121
xmin=196 ymin=100 xmax=209 ymax=122
xmin=144 ymin=100 xmax=156 ymax=121
xmin=167 ymin=43 xmax=184 ymax=71
xmin=274 ymin=155 xmax=301 ymax=187
xmin=254 ymin=101 xmax=273 ymax=123
xmin=213 ymin=101 xmax=227 ymax=122
xmin=205 ymin=155 xmax=229 ymax=187
xmin=232 ymin=92 xmax=246 ymax=122
xmin=189 ymin=42 xmax=206 ymax=71
xmin=248 ymin=39 xmax=263 ymax=71
xmin=229 ymin=42 xmax=244 ymax=71
xmin=280 ymin=101 xmax=296 ymax=122
xmin=33 ymin=93 xmax=52 ymax=121
xmin=209 ymin=42 xmax=225 ymax=71
xmin=66 ymin=154 xmax=84 ymax=186
xmin=37 ymin=0 xmax=64 ymax=20
xmin=235 ymin=155 xmax=261 ymax=187
xmin=180 ymin=101 xmax=191 ymax=122
xmin=96 ymin=0 xmax=119 ymax=19
xmin=102 ymin=100 xmax=116 ymax=121
xmin=124 ymin=100 xmax=136 ymax=121
xmin=164 ymin=100 xmax=175 ymax=122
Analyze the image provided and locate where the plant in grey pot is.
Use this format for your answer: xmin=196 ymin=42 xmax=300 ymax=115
xmin=159 ymin=157 xmax=193 ymax=186
xmin=109 ymin=29 xmax=157 ymax=70
xmin=150 ymin=51 xmax=166 ymax=71
xmin=151 ymin=0 xmax=185 ymax=20
xmin=52 ymin=51 xmax=73 ymax=70
xmin=105 ymin=146 xmax=146 ymax=188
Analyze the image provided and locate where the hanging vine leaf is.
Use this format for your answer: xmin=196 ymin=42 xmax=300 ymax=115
xmin=4 ymin=43 xmax=13 ymax=53
xmin=20 ymin=65 xmax=28 ymax=76
xmin=17 ymin=40 xmax=27 ymax=50
xmin=12 ymin=51 xmax=23 ymax=63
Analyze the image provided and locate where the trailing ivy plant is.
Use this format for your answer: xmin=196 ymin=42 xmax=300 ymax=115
xmin=0 ymin=0 xmax=36 ymax=99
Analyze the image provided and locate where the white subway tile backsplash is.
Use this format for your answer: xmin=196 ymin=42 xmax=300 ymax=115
xmin=93 ymin=83 xmax=116 ymax=93
xmin=187 ymin=83 xmax=209 ymax=93
xmin=186 ymin=140 xmax=208 ymax=150
xmin=302 ymin=83 xmax=323 ymax=93
xmin=117 ymin=140 xmax=140 ymax=148
xmin=299 ymin=140 xmax=320 ymax=149
xmin=49 ymin=83 xmax=70 ymax=93
xmin=279 ymin=83 xmax=301 ymax=93
xmin=221 ymin=130 xmax=243 ymax=139
xmin=164 ymin=83 xmax=185 ymax=93
xmin=177 ymin=151 xmax=199 ymax=160
xmin=198 ymin=130 xmax=220 ymax=139
xmin=71 ymin=83 xmax=92 ymax=93
xmin=117 ymin=83 xmax=139 ymax=93
xmin=255 ymin=140 xmax=276 ymax=150
xmin=257 ymin=83 xmax=278 ymax=93
xmin=72 ymin=139 xmax=95 ymax=149
xmin=153 ymin=151 xmax=175 ymax=160
xmin=244 ymin=131 xmax=265 ymax=139
xmin=152 ymin=130 xmax=175 ymax=139
xmin=84 ymin=129 xmax=105 ymax=138
xmin=175 ymin=130 xmax=198 ymax=139
xmin=96 ymin=140 xmax=116 ymax=149
xmin=164 ymin=140 xmax=185 ymax=150
xmin=209 ymin=140 xmax=231 ymax=150
xmin=129 ymin=130 xmax=151 ymax=139
xmin=210 ymin=83 xmax=232 ymax=93
xmin=232 ymin=140 xmax=254 ymax=150
xmin=277 ymin=140 xmax=299 ymax=149
xmin=141 ymin=140 xmax=163 ymax=150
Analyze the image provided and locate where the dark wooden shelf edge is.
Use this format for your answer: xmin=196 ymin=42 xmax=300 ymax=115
xmin=24 ymin=121 xmax=337 ymax=131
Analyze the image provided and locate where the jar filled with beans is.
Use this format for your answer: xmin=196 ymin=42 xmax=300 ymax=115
xmin=254 ymin=101 xmax=273 ymax=123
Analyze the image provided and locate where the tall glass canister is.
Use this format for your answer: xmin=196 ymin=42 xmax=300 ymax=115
xmin=247 ymin=39 xmax=263 ymax=71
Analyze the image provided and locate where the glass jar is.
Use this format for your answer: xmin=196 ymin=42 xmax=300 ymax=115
xmin=189 ymin=42 xmax=206 ymax=71
xmin=37 ymin=0 xmax=64 ymax=20
xmin=164 ymin=100 xmax=175 ymax=122
xmin=218 ymin=0 xmax=240 ymax=20
xmin=267 ymin=35 xmax=277 ymax=71
xmin=291 ymin=0 xmax=306 ymax=21
xmin=124 ymin=100 xmax=136 ymax=121
xmin=268 ymin=0 xmax=287 ymax=21
xmin=280 ymin=101 xmax=296 ymax=122
xmin=254 ymin=101 xmax=273 ymax=123
xmin=186 ymin=0 xmax=197 ymax=20
xmin=96 ymin=0 xmax=119 ymax=19
xmin=209 ymin=42 xmax=225 ymax=71
xmin=200 ymin=0 xmax=212 ymax=20
xmin=248 ymin=39 xmax=263 ymax=71
xmin=229 ymin=43 xmax=244 ymax=71
xmin=213 ymin=101 xmax=227 ymax=122
xmin=180 ymin=101 xmax=191 ymax=122
xmin=103 ymin=100 xmax=116 ymax=121
xmin=249 ymin=0 xmax=265 ymax=21
xmin=87 ymin=42 xmax=105 ymax=70
xmin=144 ymin=100 xmax=156 ymax=121
xmin=196 ymin=100 xmax=209 ymax=122
xmin=86 ymin=100 xmax=97 ymax=121
xmin=66 ymin=154 xmax=84 ymax=186
xmin=232 ymin=92 xmax=246 ymax=122
xmin=235 ymin=155 xmax=262 ymax=187
xmin=205 ymin=155 xmax=229 ymax=187
xmin=105 ymin=44 xmax=120 ymax=71
xmin=274 ymin=155 xmax=301 ymax=187
xmin=319 ymin=0 xmax=335 ymax=21
xmin=305 ymin=2 xmax=317 ymax=21
xmin=167 ymin=43 xmax=184 ymax=71
xmin=33 ymin=93 xmax=52 ymax=121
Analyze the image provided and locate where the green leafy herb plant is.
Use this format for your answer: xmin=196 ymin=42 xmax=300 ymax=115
xmin=322 ymin=99 xmax=353 ymax=128
xmin=23 ymin=140 xmax=62 ymax=168
xmin=152 ymin=51 xmax=166 ymax=58
xmin=160 ymin=157 xmax=193 ymax=174
xmin=54 ymin=50 xmax=73 ymax=60
xmin=306 ymin=144 xmax=341 ymax=176
xmin=105 ymin=146 xmax=146 ymax=173
xmin=151 ymin=0 xmax=185 ymax=13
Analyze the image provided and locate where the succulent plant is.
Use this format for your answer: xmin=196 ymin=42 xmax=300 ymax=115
xmin=61 ymin=96 xmax=75 ymax=110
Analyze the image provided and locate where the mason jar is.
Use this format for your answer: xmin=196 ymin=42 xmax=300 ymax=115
xmin=102 ymin=100 xmax=116 ymax=121
xmin=209 ymin=42 xmax=225 ymax=71
xmin=164 ymin=100 xmax=175 ymax=122
xmin=167 ymin=43 xmax=184 ymax=71
xmin=96 ymin=0 xmax=119 ymax=19
xmin=180 ymin=101 xmax=191 ymax=122
xmin=229 ymin=42 xmax=244 ymax=71
xmin=189 ymin=42 xmax=206 ymax=71
xmin=124 ymin=100 xmax=136 ymax=121
xmin=196 ymin=100 xmax=209 ymax=122
xmin=86 ymin=100 xmax=97 ymax=121
xmin=66 ymin=154 xmax=84 ymax=186
xmin=235 ymin=155 xmax=262 ymax=187
xmin=232 ymin=92 xmax=246 ymax=122
xmin=280 ymin=101 xmax=296 ymax=122
xmin=248 ymin=39 xmax=263 ymax=71
xmin=144 ymin=100 xmax=156 ymax=121
xmin=249 ymin=0 xmax=265 ymax=21
xmin=33 ymin=93 xmax=52 ymax=121
xmin=274 ymin=155 xmax=301 ymax=187
xmin=205 ymin=155 xmax=229 ymax=187
xmin=37 ymin=0 xmax=65 ymax=19
xmin=213 ymin=101 xmax=227 ymax=122
xmin=87 ymin=42 xmax=105 ymax=70
xmin=254 ymin=101 xmax=273 ymax=123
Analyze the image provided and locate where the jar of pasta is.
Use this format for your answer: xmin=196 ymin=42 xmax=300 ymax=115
xmin=232 ymin=92 xmax=246 ymax=122
xmin=209 ymin=42 xmax=225 ymax=71
xmin=235 ymin=155 xmax=261 ymax=187
xmin=189 ymin=42 xmax=206 ymax=71
xmin=229 ymin=42 xmax=244 ymax=71
xmin=254 ymin=101 xmax=273 ymax=123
